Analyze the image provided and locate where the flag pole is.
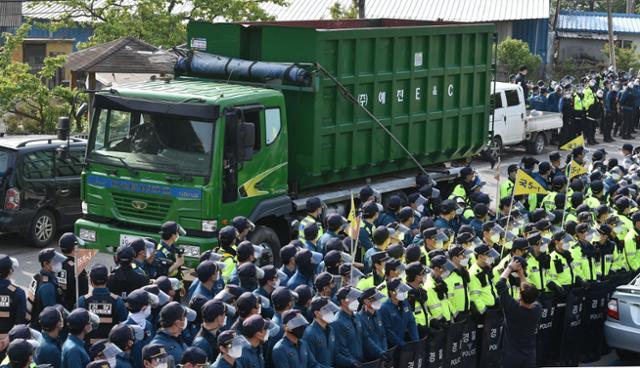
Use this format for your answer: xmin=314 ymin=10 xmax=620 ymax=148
xmin=350 ymin=212 xmax=361 ymax=286
xmin=561 ymin=154 xmax=574 ymax=227
xmin=74 ymin=249 xmax=79 ymax=304
xmin=494 ymin=157 xmax=501 ymax=215
xmin=501 ymin=189 xmax=516 ymax=259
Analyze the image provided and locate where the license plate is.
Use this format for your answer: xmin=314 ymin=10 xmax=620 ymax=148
xmin=120 ymin=234 xmax=140 ymax=246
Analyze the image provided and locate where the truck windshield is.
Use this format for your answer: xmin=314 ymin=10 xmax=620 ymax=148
xmin=88 ymin=108 xmax=214 ymax=176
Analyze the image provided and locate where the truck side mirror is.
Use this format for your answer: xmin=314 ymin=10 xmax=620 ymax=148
xmin=57 ymin=117 xmax=70 ymax=141
xmin=75 ymin=103 xmax=88 ymax=121
xmin=238 ymin=122 xmax=255 ymax=162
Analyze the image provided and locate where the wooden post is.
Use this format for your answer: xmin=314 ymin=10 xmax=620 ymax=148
xmin=88 ymin=71 xmax=96 ymax=129
xmin=608 ymin=0 xmax=617 ymax=70
xmin=358 ymin=0 xmax=365 ymax=19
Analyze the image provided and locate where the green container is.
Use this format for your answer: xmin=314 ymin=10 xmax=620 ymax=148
xmin=187 ymin=20 xmax=495 ymax=191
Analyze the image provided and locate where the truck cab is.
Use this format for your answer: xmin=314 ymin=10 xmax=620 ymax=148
xmin=75 ymin=79 xmax=290 ymax=262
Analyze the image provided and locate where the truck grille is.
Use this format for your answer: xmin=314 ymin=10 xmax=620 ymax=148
xmin=112 ymin=192 xmax=171 ymax=222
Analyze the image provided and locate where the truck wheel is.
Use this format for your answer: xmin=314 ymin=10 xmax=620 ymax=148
xmin=248 ymin=225 xmax=281 ymax=267
xmin=616 ymin=349 xmax=639 ymax=361
xmin=527 ymin=133 xmax=546 ymax=155
xmin=29 ymin=209 xmax=56 ymax=248
xmin=482 ymin=136 xmax=502 ymax=162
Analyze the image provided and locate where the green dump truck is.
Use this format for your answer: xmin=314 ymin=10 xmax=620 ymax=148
xmin=74 ymin=19 xmax=495 ymax=263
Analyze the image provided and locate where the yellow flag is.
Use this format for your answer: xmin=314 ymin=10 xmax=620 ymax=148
xmin=348 ymin=192 xmax=356 ymax=223
xmin=569 ymin=160 xmax=588 ymax=179
xmin=513 ymin=169 xmax=548 ymax=196
xmin=559 ymin=134 xmax=585 ymax=151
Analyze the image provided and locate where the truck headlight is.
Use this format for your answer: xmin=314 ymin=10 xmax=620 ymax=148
xmin=79 ymin=228 xmax=96 ymax=242
xmin=180 ymin=245 xmax=200 ymax=258
xmin=81 ymin=201 xmax=88 ymax=215
xmin=202 ymin=220 xmax=217 ymax=232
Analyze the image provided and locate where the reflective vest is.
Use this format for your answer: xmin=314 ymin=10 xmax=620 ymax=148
xmin=449 ymin=184 xmax=467 ymax=202
xmin=548 ymin=250 xmax=575 ymax=287
xmin=584 ymin=196 xmax=601 ymax=209
xmin=444 ymin=269 xmax=470 ymax=316
xmin=500 ymin=180 xmax=514 ymax=200
xmin=298 ymin=215 xmax=323 ymax=241
xmin=526 ymin=254 xmax=550 ymax=291
xmin=623 ymin=228 xmax=640 ymax=271
xmin=220 ymin=253 xmax=236 ymax=282
xmin=424 ymin=274 xmax=452 ymax=323
xmin=541 ymin=191 xmax=557 ymax=212
xmin=468 ymin=263 xmax=497 ymax=314
xmin=408 ymin=287 xmax=428 ymax=327
xmin=574 ymin=95 xmax=585 ymax=111
xmin=493 ymin=255 xmax=521 ymax=299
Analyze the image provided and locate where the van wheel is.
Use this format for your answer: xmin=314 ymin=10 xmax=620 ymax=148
xmin=482 ymin=136 xmax=502 ymax=162
xmin=29 ymin=209 xmax=56 ymax=248
xmin=527 ymin=133 xmax=546 ymax=155
xmin=0 ymin=133 xmax=4 ymax=137
xmin=616 ymin=349 xmax=640 ymax=361
xmin=248 ymin=225 xmax=281 ymax=267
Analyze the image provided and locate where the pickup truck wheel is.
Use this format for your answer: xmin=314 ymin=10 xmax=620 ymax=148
xmin=527 ymin=133 xmax=546 ymax=155
xmin=29 ymin=209 xmax=56 ymax=248
xmin=482 ymin=136 xmax=502 ymax=162
xmin=248 ymin=225 xmax=281 ymax=267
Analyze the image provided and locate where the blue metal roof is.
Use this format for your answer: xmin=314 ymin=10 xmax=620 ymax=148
xmin=558 ymin=10 xmax=640 ymax=35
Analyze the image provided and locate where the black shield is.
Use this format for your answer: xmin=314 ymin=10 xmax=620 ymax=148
xmin=580 ymin=281 xmax=609 ymax=363
xmin=384 ymin=346 xmax=397 ymax=368
xmin=535 ymin=292 xmax=558 ymax=366
xmin=425 ymin=328 xmax=447 ymax=368
xmin=560 ymin=287 xmax=586 ymax=366
xmin=459 ymin=318 xmax=479 ymax=368
xmin=477 ymin=309 xmax=504 ymax=368
xmin=444 ymin=320 xmax=466 ymax=368
xmin=396 ymin=340 xmax=423 ymax=368
xmin=362 ymin=359 xmax=381 ymax=368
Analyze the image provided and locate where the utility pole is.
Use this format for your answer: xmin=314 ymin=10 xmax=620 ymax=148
xmin=609 ymin=0 xmax=617 ymax=69
xmin=358 ymin=0 xmax=365 ymax=19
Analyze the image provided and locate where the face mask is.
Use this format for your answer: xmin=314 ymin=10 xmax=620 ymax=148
xmin=460 ymin=257 xmax=470 ymax=267
xmin=222 ymin=316 xmax=228 ymax=327
xmin=322 ymin=312 xmax=338 ymax=324
xmin=290 ymin=326 xmax=306 ymax=339
xmin=456 ymin=208 xmax=464 ymax=216
xmin=585 ymin=234 xmax=594 ymax=242
xmin=540 ymin=244 xmax=549 ymax=253
xmin=181 ymin=317 xmax=188 ymax=331
xmin=371 ymin=301 xmax=382 ymax=311
xmin=396 ymin=292 xmax=408 ymax=301
xmin=156 ymin=362 xmax=168 ymax=368
xmin=262 ymin=329 xmax=270 ymax=342
xmin=441 ymin=270 xmax=451 ymax=279
xmin=490 ymin=233 xmax=500 ymax=243
xmin=435 ymin=241 xmax=444 ymax=249
xmin=52 ymin=263 xmax=62 ymax=274
xmin=107 ymin=357 xmax=116 ymax=368
xmin=561 ymin=242 xmax=571 ymax=251
xmin=175 ymin=234 xmax=180 ymax=243
xmin=348 ymin=300 xmax=359 ymax=312
xmin=143 ymin=307 xmax=151 ymax=319
xmin=228 ymin=345 xmax=243 ymax=359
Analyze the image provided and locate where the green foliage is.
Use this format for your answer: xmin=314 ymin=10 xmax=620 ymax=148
xmin=603 ymin=43 xmax=640 ymax=72
xmin=550 ymin=0 xmax=628 ymax=13
xmin=0 ymin=24 xmax=77 ymax=134
xmin=497 ymin=37 xmax=542 ymax=78
xmin=29 ymin=0 xmax=289 ymax=49
xmin=330 ymin=1 xmax=359 ymax=19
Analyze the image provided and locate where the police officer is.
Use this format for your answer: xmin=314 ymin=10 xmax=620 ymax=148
xmin=469 ymin=245 xmax=499 ymax=316
xmin=434 ymin=200 xmax=459 ymax=232
xmin=378 ymin=277 xmax=418 ymax=348
xmin=57 ymin=233 xmax=88 ymax=311
xmin=255 ymin=265 xmax=281 ymax=319
xmin=153 ymin=221 xmax=186 ymax=279
xmin=149 ymin=302 xmax=194 ymax=364
xmin=231 ymin=292 xmax=261 ymax=332
xmin=493 ymin=238 xmax=531 ymax=298
xmin=128 ymin=238 xmax=155 ymax=279
xmin=446 ymin=246 xmax=471 ymax=318
xmin=35 ymin=306 xmax=63 ymax=368
xmin=191 ymin=261 xmax=221 ymax=300
xmin=302 ymin=223 xmax=321 ymax=254
xmin=286 ymin=249 xmax=319 ymax=290
xmin=238 ymin=315 xmax=272 ymax=368
xmin=405 ymin=262 xmax=429 ymax=336
xmin=279 ymin=244 xmax=298 ymax=285
xmin=363 ymin=226 xmax=391 ymax=272
xmin=623 ymin=212 xmax=640 ymax=273
xmin=107 ymin=246 xmax=150 ymax=298
xmin=141 ymin=345 xmax=169 ymax=368
xmin=594 ymin=224 xmax=617 ymax=279
xmin=6 ymin=339 xmax=35 ymax=368
xmin=108 ymin=324 xmax=138 ymax=368
xmin=500 ymin=165 xmax=518 ymax=200
xmin=217 ymin=226 xmax=239 ymax=283
xmin=28 ymin=249 xmax=66 ymax=328
xmin=450 ymin=167 xmax=475 ymax=202
xmin=303 ymin=297 xmax=337 ymax=366
xmin=356 ymin=288 xmax=387 ymax=358
xmin=192 ymin=300 xmax=226 ymax=362
xmin=180 ymin=348 xmax=208 ymax=368
xmin=124 ymin=290 xmax=157 ymax=368
xmin=377 ymin=196 xmax=401 ymax=226
xmin=62 ymin=308 xmax=98 ymax=368
xmin=525 ymin=232 xmax=551 ymax=291
xmin=318 ymin=214 xmax=347 ymax=254
xmin=0 ymin=255 xmax=26 ymax=332
xmin=547 ymin=230 xmax=576 ymax=295
xmin=271 ymin=310 xmax=327 ymax=368
xmin=299 ymin=198 xmax=324 ymax=241
xmin=424 ymin=255 xmax=453 ymax=327
xmin=232 ymin=216 xmax=255 ymax=243
xmin=78 ymin=264 xmax=128 ymax=343
xmin=211 ymin=330 xmax=242 ymax=368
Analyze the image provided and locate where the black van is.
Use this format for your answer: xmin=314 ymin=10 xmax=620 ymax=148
xmin=0 ymin=136 xmax=86 ymax=247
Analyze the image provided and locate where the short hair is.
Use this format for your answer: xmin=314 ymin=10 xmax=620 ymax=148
xmin=520 ymin=283 xmax=539 ymax=304
xmin=519 ymin=65 xmax=528 ymax=71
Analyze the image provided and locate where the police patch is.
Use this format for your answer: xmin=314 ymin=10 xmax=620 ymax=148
xmin=0 ymin=296 xmax=10 ymax=308
xmin=89 ymin=302 xmax=113 ymax=316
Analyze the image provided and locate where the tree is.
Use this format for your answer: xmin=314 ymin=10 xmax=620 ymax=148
xmin=0 ymin=25 xmax=77 ymax=134
xmin=497 ymin=38 xmax=542 ymax=78
xmin=603 ymin=43 xmax=640 ymax=72
xmin=330 ymin=0 xmax=359 ymax=19
xmin=30 ymin=0 xmax=288 ymax=49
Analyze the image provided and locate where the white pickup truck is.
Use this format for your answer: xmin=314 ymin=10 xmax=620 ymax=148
xmin=482 ymin=82 xmax=563 ymax=161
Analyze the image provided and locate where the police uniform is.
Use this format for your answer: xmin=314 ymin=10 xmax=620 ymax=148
xmin=107 ymin=246 xmax=150 ymax=298
xmin=77 ymin=287 xmax=128 ymax=343
xmin=548 ymin=249 xmax=576 ymax=288
xmin=153 ymin=241 xmax=179 ymax=278
xmin=357 ymin=309 xmax=387 ymax=358
xmin=424 ymin=273 xmax=453 ymax=324
xmin=150 ymin=329 xmax=187 ymax=364
xmin=445 ymin=267 xmax=471 ymax=317
xmin=59 ymin=255 xmax=88 ymax=311
xmin=62 ymin=335 xmax=90 ymax=368
xmin=271 ymin=325 xmax=326 ymax=368
xmin=35 ymin=331 xmax=62 ymax=368
xmin=468 ymin=262 xmax=497 ymax=314
xmin=0 ymin=277 xmax=27 ymax=334
xmin=28 ymin=270 xmax=63 ymax=328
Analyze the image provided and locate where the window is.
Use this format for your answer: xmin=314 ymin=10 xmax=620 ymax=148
xmin=505 ymin=89 xmax=520 ymax=107
xmin=21 ymin=150 xmax=54 ymax=179
xmin=493 ymin=93 xmax=503 ymax=109
xmin=265 ymin=108 xmax=281 ymax=145
xmin=23 ymin=43 xmax=46 ymax=73
xmin=56 ymin=150 xmax=84 ymax=177
xmin=243 ymin=110 xmax=261 ymax=152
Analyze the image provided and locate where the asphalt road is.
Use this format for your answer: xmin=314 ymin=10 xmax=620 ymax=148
xmin=0 ymin=133 xmax=637 ymax=366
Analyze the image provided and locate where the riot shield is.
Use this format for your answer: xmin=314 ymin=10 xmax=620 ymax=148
xmin=425 ymin=327 xmax=447 ymax=368
xmin=444 ymin=320 xmax=465 ymax=368
xmin=560 ymin=287 xmax=586 ymax=366
xmin=362 ymin=359 xmax=381 ymax=368
xmin=535 ymin=292 xmax=558 ymax=367
xmin=459 ymin=318 xmax=479 ymax=368
xmin=580 ymin=281 xmax=609 ymax=363
xmin=384 ymin=346 xmax=397 ymax=368
xmin=477 ymin=309 xmax=504 ymax=368
xmin=396 ymin=340 xmax=423 ymax=368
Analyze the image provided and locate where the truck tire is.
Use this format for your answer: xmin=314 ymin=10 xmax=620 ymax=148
xmin=482 ymin=136 xmax=502 ymax=162
xmin=248 ymin=225 xmax=281 ymax=267
xmin=29 ymin=209 xmax=56 ymax=248
xmin=527 ymin=133 xmax=546 ymax=155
